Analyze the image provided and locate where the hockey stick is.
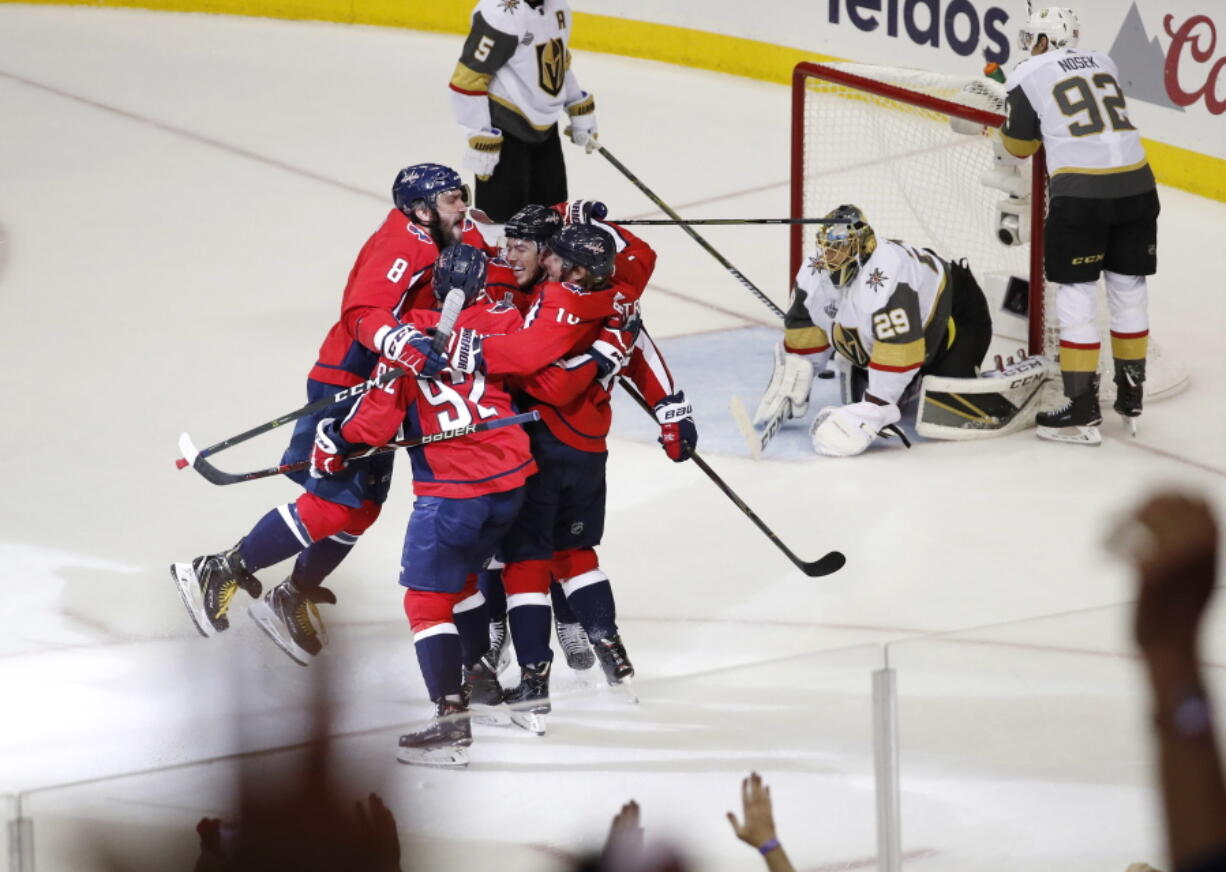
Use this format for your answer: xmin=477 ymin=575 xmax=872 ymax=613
xmin=178 ymin=410 xmax=541 ymax=486
xmin=618 ymin=381 xmax=845 ymax=578
xmin=614 ymin=217 xmax=841 ymax=226
xmin=728 ymin=395 xmax=792 ymax=460
xmin=174 ymin=289 xmax=469 ymax=470
xmin=596 ymin=145 xmax=785 ymax=320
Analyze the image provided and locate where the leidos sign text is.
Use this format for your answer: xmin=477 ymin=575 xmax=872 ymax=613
xmin=827 ymin=0 xmax=1013 ymax=63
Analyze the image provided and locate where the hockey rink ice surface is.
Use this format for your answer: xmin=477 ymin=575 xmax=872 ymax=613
xmin=2 ymin=7 xmax=1225 ymax=870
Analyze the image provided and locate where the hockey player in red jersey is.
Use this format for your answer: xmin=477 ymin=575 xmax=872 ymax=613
xmin=171 ymin=164 xmax=493 ymax=665
xmin=429 ymin=206 xmax=698 ymax=730
xmin=310 ymin=242 xmax=603 ymax=767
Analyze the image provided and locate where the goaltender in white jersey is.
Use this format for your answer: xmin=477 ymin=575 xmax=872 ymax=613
xmin=752 ymin=205 xmax=993 ymax=457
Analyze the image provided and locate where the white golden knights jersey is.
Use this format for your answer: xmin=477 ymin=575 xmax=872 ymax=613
xmin=789 ymin=240 xmax=954 ymax=406
xmin=449 ymin=0 xmax=585 ymax=144
xmin=1000 ymin=48 xmax=1155 ymax=199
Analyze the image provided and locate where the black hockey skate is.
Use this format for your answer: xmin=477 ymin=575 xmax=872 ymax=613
xmin=593 ymin=634 xmax=638 ymax=702
xmin=503 ymin=661 xmax=551 ymax=736
xmin=248 ymin=579 xmax=336 ymax=666
xmin=170 ymin=543 xmax=262 ymax=637
xmin=1113 ymin=361 xmax=1144 ymax=436
xmin=555 ymin=618 xmax=595 ymax=671
xmin=397 ymin=696 xmax=472 ymax=769
xmin=1036 ymin=383 xmax=1102 ymax=447
xmin=464 ymin=660 xmax=504 ymax=707
xmin=485 ymin=617 xmax=512 ymax=675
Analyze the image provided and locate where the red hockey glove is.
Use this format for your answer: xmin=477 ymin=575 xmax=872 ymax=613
xmin=654 ymin=391 xmax=697 ymax=462
xmin=435 ymin=327 xmax=484 ymax=376
xmin=586 ymin=307 xmax=642 ymax=378
xmin=310 ymin=418 xmax=353 ymax=479
xmin=377 ymin=324 xmax=445 ymax=378
xmin=563 ymin=199 xmax=608 ymax=225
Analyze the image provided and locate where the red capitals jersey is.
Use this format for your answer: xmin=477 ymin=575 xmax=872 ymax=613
xmin=337 ymin=301 xmax=536 ymax=499
xmin=481 ymin=222 xmax=676 ymax=452
xmin=308 ymin=210 xmax=491 ymax=387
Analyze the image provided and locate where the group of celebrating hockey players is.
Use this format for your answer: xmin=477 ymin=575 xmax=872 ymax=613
xmin=171 ymin=0 xmax=1159 ymax=768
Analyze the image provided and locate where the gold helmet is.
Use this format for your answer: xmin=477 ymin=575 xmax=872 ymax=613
xmin=814 ymin=204 xmax=876 ymax=287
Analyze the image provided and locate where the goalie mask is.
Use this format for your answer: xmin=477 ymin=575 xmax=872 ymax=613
xmin=1018 ymin=7 xmax=1080 ymax=52
xmin=814 ymin=204 xmax=876 ymax=288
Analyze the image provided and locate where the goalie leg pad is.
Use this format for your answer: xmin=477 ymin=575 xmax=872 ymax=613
xmin=917 ymin=356 xmax=1056 ymax=440
xmin=752 ymin=342 xmax=815 ymax=427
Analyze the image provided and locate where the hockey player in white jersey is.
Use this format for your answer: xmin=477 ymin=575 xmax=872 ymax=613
xmin=999 ymin=7 xmax=1159 ymax=445
xmin=449 ymin=0 xmax=597 ymax=221
xmin=753 ymin=205 xmax=993 ymax=457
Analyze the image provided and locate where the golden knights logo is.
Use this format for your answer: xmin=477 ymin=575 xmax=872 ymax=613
xmin=831 ymin=323 xmax=869 ymax=367
xmin=865 ymin=267 xmax=887 ymax=290
xmin=536 ymin=37 xmax=565 ymax=96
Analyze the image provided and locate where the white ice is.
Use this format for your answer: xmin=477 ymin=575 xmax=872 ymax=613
xmin=1 ymin=6 xmax=1224 ymax=871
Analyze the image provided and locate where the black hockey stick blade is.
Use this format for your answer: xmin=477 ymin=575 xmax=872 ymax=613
xmin=799 ymin=550 xmax=847 ymax=577
xmin=178 ymin=410 xmax=540 ymax=486
xmin=618 ymin=379 xmax=845 ymax=578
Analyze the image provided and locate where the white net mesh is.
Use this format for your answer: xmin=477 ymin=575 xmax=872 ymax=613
xmin=794 ymin=62 xmax=1189 ymax=401
xmin=794 ymin=63 xmax=1028 ymax=289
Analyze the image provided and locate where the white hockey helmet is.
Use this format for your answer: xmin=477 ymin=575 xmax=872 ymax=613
xmin=1018 ymin=7 xmax=1080 ymax=52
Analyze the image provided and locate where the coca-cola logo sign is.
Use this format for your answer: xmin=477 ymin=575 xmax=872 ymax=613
xmin=1164 ymin=14 xmax=1225 ymax=115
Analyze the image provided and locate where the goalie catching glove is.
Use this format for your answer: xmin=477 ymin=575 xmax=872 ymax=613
xmin=654 ymin=391 xmax=697 ymax=462
xmin=753 ymin=342 xmax=816 ymax=427
xmin=809 ymin=400 xmax=901 ymax=458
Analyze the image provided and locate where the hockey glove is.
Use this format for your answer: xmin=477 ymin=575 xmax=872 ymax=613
xmin=378 ymin=324 xmax=446 ymax=379
xmin=563 ymin=199 xmax=608 ymax=225
xmin=310 ymin=418 xmax=353 ymax=479
xmin=563 ymin=92 xmax=599 ymax=153
xmin=753 ymin=341 xmax=816 ymax=427
xmin=654 ymin=391 xmax=697 ymax=462
xmin=809 ymin=400 xmax=900 ymax=458
xmin=586 ymin=308 xmax=642 ymax=378
xmin=464 ymin=128 xmax=503 ymax=182
xmin=438 ymin=327 xmax=484 ymax=376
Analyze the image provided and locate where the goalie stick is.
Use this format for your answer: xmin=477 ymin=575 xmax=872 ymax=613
xmin=178 ymin=411 xmax=541 ymax=486
xmin=728 ymin=395 xmax=787 ymax=460
xmin=618 ymin=380 xmax=845 ymax=578
xmin=174 ymin=287 xmax=469 ymax=470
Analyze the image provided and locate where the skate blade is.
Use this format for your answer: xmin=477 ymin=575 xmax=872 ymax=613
xmin=509 ymin=710 xmax=547 ymax=736
xmin=396 ymin=745 xmax=470 ymax=769
xmin=470 ymin=705 xmax=511 ymax=728
xmin=1036 ymin=424 xmax=1102 ymax=446
xmin=609 ymin=677 xmax=639 ymax=704
xmin=247 ymin=601 xmax=312 ymax=666
xmin=1119 ymin=414 xmax=1138 ymax=437
xmin=170 ymin=563 xmax=214 ymax=638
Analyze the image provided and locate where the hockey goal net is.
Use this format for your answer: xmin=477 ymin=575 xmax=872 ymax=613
xmin=790 ymin=61 xmax=1188 ymax=402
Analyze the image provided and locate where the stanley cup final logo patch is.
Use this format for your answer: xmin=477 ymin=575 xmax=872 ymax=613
xmin=536 ymin=37 xmax=565 ymax=96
